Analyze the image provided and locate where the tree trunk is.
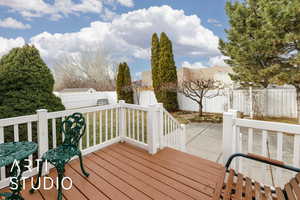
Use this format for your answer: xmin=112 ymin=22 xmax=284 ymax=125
xmin=297 ymin=87 xmax=300 ymax=124
xmin=198 ymin=102 xmax=203 ymax=117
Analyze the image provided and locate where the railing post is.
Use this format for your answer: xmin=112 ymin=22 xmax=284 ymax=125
xmin=180 ymin=124 xmax=186 ymax=152
xmin=222 ymin=109 xmax=239 ymax=164
xmin=36 ymin=109 xmax=49 ymax=158
xmin=37 ymin=109 xmax=49 ymax=175
xmin=118 ymin=100 xmax=126 ymax=142
xmin=157 ymin=103 xmax=164 ymax=149
xmin=147 ymin=104 xmax=158 ymax=154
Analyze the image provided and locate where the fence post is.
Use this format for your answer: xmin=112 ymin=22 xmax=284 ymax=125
xmin=222 ymin=109 xmax=239 ymax=164
xmin=118 ymin=100 xmax=126 ymax=142
xmin=36 ymin=109 xmax=49 ymax=158
xmin=180 ymin=124 xmax=186 ymax=152
xmin=147 ymin=104 xmax=158 ymax=154
xmin=157 ymin=103 xmax=164 ymax=149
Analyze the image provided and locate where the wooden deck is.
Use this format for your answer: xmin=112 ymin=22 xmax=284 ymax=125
xmin=1 ymin=143 xmax=226 ymax=200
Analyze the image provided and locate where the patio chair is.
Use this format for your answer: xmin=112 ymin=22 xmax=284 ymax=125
xmin=30 ymin=112 xmax=89 ymax=200
xmin=222 ymin=153 xmax=300 ymax=200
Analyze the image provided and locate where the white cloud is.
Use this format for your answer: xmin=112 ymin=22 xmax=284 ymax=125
xmin=30 ymin=5 xmax=220 ymax=64
xmin=182 ymin=55 xmax=229 ymax=69
xmin=0 ymin=0 xmax=133 ymax=20
xmin=0 ymin=37 xmax=25 ymax=57
xmin=207 ymin=18 xmax=223 ymax=27
xmin=0 ymin=17 xmax=31 ymax=29
xmin=208 ymin=55 xmax=229 ymax=67
xmin=115 ymin=0 xmax=134 ymax=7
xmin=182 ymin=61 xmax=207 ymax=68
xmin=207 ymin=18 xmax=219 ymax=24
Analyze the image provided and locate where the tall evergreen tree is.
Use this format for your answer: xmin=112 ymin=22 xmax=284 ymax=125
xmin=0 ymin=45 xmax=65 ymax=118
xmin=151 ymin=33 xmax=161 ymax=102
xmin=158 ymin=32 xmax=179 ymax=111
xmin=219 ymin=0 xmax=284 ymax=88
xmin=116 ymin=62 xmax=134 ymax=103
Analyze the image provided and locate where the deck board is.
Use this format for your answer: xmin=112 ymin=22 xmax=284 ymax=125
xmin=1 ymin=142 xmax=225 ymax=200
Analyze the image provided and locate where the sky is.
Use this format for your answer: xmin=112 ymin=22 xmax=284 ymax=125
xmin=0 ymin=0 xmax=231 ymax=80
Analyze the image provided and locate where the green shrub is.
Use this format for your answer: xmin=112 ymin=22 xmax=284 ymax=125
xmin=0 ymin=45 xmax=65 ymax=141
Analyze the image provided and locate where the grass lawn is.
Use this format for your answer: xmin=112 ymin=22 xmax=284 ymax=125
xmin=250 ymin=116 xmax=299 ymax=125
xmin=80 ymin=108 xmax=147 ymax=149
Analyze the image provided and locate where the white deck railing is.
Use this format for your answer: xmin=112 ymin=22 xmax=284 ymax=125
xmin=0 ymin=101 xmax=186 ymax=189
xmin=223 ymin=110 xmax=300 ymax=186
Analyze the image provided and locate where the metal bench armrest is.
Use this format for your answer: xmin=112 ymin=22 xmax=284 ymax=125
xmin=225 ymin=153 xmax=300 ymax=173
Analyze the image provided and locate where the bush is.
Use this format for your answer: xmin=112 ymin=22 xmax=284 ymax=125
xmin=0 ymin=45 xmax=65 ymax=141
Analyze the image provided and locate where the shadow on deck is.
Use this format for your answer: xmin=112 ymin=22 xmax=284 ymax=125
xmin=1 ymin=143 xmax=225 ymax=200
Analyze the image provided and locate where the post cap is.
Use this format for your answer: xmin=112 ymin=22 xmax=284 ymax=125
xmin=36 ymin=109 xmax=48 ymax=113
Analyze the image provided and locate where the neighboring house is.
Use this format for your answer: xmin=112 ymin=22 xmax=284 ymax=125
xmin=60 ymin=88 xmax=96 ymax=94
xmin=141 ymin=66 xmax=233 ymax=87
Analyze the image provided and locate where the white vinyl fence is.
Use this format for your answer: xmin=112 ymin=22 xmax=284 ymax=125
xmin=223 ymin=110 xmax=300 ymax=187
xmin=140 ymin=88 xmax=298 ymax=118
xmin=55 ymin=91 xmax=117 ymax=109
xmin=0 ymin=101 xmax=185 ymax=189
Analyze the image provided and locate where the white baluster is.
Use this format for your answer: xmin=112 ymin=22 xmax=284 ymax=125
xmin=262 ymin=130 xmax=268 ymax=182
xmin=133 ymin=110 xmax=135 ymax=139
xmin=116 ymin=108 xmax=119 ymax=137
xmin=248 ymin=128 xmax=253 ymax=153
xmin=105 ymin=110 xmax=108 ymax=141
xmin=14 ymin=124 xmax=19 ymax=142
xmin=276 ymin=132 xmax=283 ymax=184
xmin=111 ymin=109 xmax=113 ymax=139
xmin=99 ymin=111 xmax=102 ymax=144
xmin=142 ymin=111 xmax=144 ymax=143
xmin=137 ymin=110 xmax=140 ymax=141
xmin=93 ymin=112 xmax=96 ymax=145
xmin=0 ymin=127 xmax=5 ymax=180
xmin=293 ymin=135 xmax=300 ymax=168
xmin=52 ymin=119 xmax=56 ymax=148
xmin=86 ymin=113 xmax=90 ymax=147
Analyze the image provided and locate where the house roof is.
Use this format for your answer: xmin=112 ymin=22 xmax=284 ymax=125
xmin=180 ymin=66 xmax=233 ymax=81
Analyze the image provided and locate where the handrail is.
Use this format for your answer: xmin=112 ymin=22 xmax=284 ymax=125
xmin=235 ymin=118 xmax=300 ymax=135
xmin=225 ymin=153 xmax=300 ymax=172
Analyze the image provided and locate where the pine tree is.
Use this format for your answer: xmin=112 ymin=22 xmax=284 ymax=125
xmin=116 ymin=62 xmax=134 ymax=104
xmin=219 ymin=0 xmax=284 ymax=88
xmin=0 ymin=45 xmax=65 ymax=118
xmin=151 ymin=33 xmax=161 ymax=102
xmin=262 ymin=0 xmax=300 ymax=122
xmin=158 ymin=32 xmax=178 ymax=111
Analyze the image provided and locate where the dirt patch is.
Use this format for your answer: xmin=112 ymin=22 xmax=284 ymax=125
xmin=171 ymin=111 xmax=222 ymax=124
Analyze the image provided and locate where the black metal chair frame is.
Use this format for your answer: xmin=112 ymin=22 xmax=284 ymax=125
xmin=30 ymin=113 xmax=89 ymax=200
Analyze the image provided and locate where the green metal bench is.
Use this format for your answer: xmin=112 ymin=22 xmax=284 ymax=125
xmin=30 ymin=112 xmax=89 ymax=200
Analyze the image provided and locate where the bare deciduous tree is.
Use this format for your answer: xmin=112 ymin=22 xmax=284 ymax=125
xmin=179 ymin=79 xmax=223 ymax=116
xmin=53 ymin=48 xmax=117 ymax=91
